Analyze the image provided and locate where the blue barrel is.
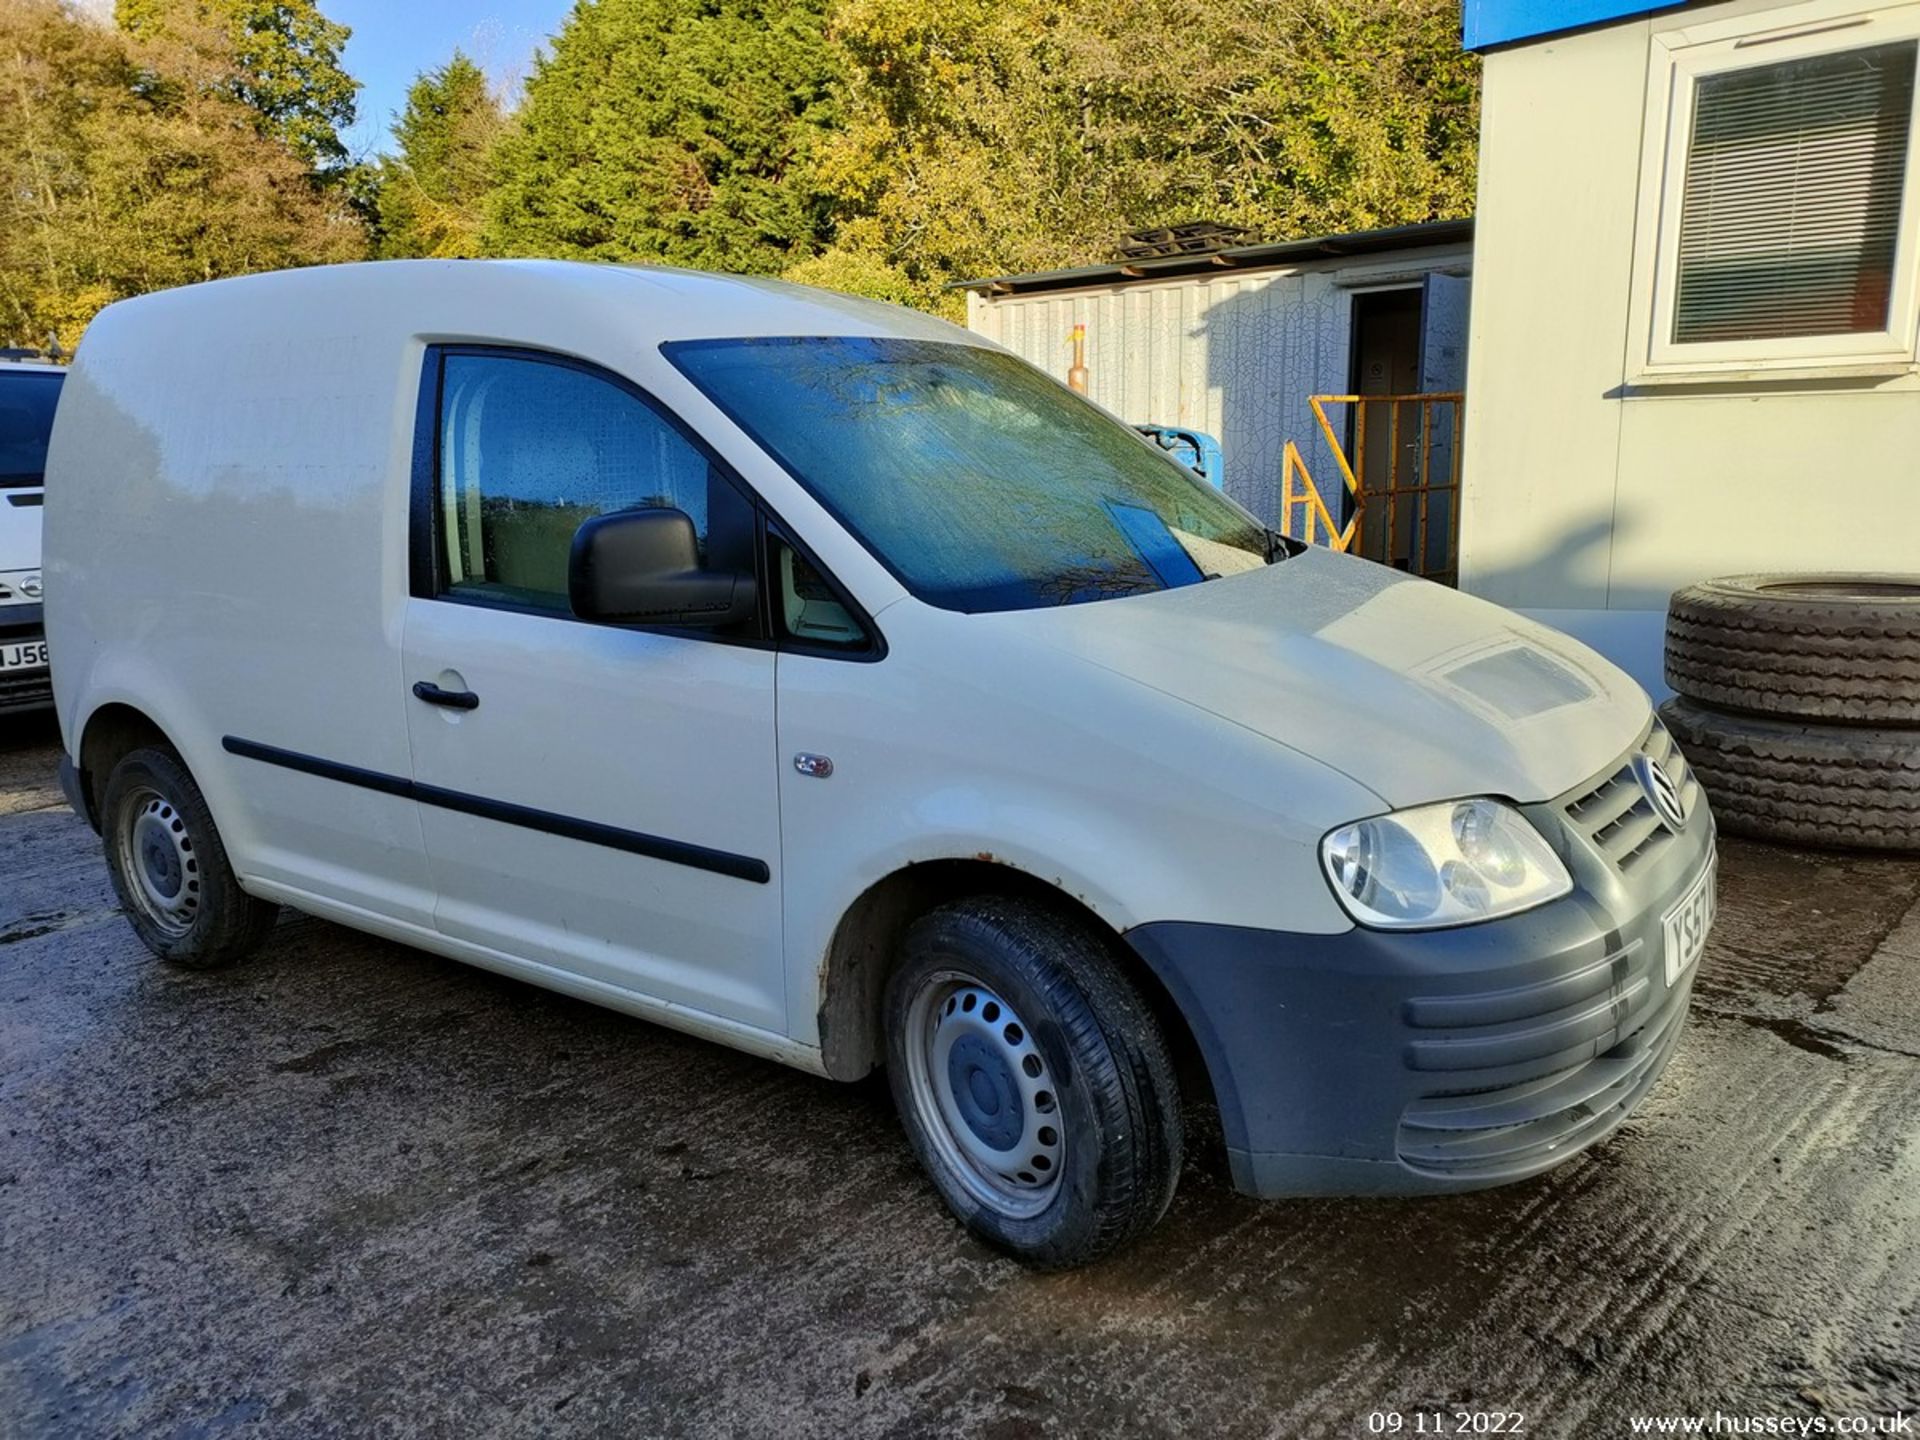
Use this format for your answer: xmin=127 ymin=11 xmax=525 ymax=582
xmin=1134 ymin=425 xmax=1225 ymax=489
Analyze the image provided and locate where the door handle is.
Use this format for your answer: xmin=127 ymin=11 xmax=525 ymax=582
xmin=412 ymin=680 xmax=479 ymax=711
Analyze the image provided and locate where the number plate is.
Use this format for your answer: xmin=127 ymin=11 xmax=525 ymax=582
xmin=0 ymin=638 xmax=48 ymax=673
xmin=1663 ymin=857 xmax=1716 ymax=986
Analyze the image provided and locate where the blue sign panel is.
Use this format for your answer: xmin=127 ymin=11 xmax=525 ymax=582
xmin=1463 ymin=0 xmax=1686 ymax=50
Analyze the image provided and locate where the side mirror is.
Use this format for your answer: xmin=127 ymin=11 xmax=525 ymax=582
xmin=568 ymin=508 xmax=755 ymax=628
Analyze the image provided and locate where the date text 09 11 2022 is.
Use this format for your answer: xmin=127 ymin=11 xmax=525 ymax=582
xmin=1366 ymin=1413 xmax=1525 ymax=1435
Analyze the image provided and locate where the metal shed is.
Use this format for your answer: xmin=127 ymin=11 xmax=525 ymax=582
xmin=958 ymin=220 xmax=1475 ymax=575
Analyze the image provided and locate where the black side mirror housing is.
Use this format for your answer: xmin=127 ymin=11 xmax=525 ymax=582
xmin=568 ymin=508 xmax=755 ymax=628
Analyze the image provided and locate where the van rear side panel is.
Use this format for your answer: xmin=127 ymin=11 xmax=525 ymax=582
xmin=45 ymin=273 xmax=435 ymax=926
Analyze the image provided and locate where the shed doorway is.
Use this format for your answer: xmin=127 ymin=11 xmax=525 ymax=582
xmin=1338 ymin=280 xmax=1469 ymax=583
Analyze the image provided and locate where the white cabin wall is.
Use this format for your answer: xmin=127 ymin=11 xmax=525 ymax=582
xmin=1459 ymin=0 xmax=1920 ymax=695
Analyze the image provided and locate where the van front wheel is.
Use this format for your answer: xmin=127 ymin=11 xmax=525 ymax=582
xmin=101 ymin=747 xmax=279 ymax=969
xmin=884 ymin=896 xmax=1183 ymax=1269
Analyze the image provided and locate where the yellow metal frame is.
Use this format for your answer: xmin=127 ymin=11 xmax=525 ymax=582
xmin=1280 ymin=441 xmax=1354 ymax=550
xmin=1281 ymin=393 xmax=1464 ymax=579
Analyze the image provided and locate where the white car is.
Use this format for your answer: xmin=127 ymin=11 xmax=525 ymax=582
xmin=44 ymin=263 xmax=1716 ymax=1267
xmin=0 ymin=353 xmax=62 ymax=714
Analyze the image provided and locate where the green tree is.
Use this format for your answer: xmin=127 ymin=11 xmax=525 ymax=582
xmin=116 ymin=0 xmax=359 ymax=168
xmin=485 ymin=0 xmax=843 ymax=275
xmin=373 ymin=52 xmax=504 ymax=258
xmin=802 ymin=0 xmax=1479 ymax=313
xmin=0 ymin=0 xmax=366 ymax=350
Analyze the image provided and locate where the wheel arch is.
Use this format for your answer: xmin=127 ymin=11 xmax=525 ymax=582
xmin=74 ymin=700 xmax=178 ymax=829
xmin=815 ymin=859 xmax=1219 ymax=1133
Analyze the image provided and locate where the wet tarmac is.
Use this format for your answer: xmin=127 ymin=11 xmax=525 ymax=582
xmin=2 ymin=711 xmax=1917 ymax=1438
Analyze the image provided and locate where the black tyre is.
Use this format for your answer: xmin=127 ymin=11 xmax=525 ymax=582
xmin=100 ymin=746 xmax=279 ymax=968
xmin=883 ymin=896 xmax=1183 ymax=1269
xmin=1660 ymin=696 xmax=1920 ymax=852
xmin=1665 ymin=574 xmax=1920 ymax=726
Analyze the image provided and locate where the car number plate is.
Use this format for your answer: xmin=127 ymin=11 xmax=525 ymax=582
xmin=1663 ymin=858 xmax=1716 ymax=986
xmin=0 ymin=639 xmax=48 ymax=673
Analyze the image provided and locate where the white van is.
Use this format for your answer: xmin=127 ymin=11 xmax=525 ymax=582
xmin=0 ymin=354 xmax=63 ymax=714
xmin=46 ymin=263 xmax=1716 ymax=1267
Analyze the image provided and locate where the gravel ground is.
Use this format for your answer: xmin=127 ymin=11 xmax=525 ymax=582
xmin=2 ymin=711 xmax=1918 ymax=1439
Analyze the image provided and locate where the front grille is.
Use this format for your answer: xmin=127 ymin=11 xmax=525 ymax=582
xmin=1396 ymin=980 xmax=1690 ymax=1180
xmin=1561 ymin=720 xmax=1700 ymax=873
xmin=0 ymin=668 xmax=51 ymax=711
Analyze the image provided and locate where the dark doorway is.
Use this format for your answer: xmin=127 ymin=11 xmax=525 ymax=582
xmin=1350 ymin=288 xmax=1423 ymax=398
xmin=1345 ymin=288 xmax=1423 ymax=551
xmin=1338 ymin=285 xmax=1466 ymax=583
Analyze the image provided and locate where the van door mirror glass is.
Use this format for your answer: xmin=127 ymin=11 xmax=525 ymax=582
xmin=568 ymin=508 xmax=756 ymax=628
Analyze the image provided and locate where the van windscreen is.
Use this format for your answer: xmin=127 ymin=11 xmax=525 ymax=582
xmin=0 ymin=371 xmax=64 ymax=488
xmin=663 ymin=337 xmax=1273 ymax=613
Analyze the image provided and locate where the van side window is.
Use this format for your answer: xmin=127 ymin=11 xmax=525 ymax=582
xmin=772 ymin=535 xmax=868 ymax=649
xmin=433 ymin=351 xmax=755 ymax=615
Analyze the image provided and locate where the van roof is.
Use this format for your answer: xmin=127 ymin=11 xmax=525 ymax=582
xmin=92 ymin=259 xmax=973 ymax=348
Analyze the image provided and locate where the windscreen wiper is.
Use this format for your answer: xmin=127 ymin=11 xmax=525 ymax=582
xmin=1265 ymin=529 xmax=1301 ymax=563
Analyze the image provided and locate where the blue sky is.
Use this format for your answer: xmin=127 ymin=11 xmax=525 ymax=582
xmin=330 ymin=0 xmax=578 ymax=159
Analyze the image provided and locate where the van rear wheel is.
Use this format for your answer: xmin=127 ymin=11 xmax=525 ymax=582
xmin=101 ymin=747 xmax=278 ymax=969
xmin=884 ymin=896 xmax=1182 ymax=1269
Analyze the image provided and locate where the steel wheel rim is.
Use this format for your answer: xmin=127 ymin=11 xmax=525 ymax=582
xmin=904 ymin=969 xmax=1064 ymax=1219
xmin=117 ymin=787 xmax=200 ymax=937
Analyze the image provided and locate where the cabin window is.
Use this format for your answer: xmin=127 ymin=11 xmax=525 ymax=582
xmin=1635 ymin=4 xmax=1920 ymax=377
xmin=428 ymin=350 xmax=755 ymax=615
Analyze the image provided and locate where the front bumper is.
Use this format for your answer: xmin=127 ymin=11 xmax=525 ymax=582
xmin=58 ymin=752 xmax=97 ymax=831
xmin=1125 ymin=721 xmax=1716 ymax=1198
xmin=0 ymin=601 xmax=49 ymax=715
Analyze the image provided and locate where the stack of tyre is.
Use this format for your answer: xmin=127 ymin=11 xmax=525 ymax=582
xmin=1658 ymin=575 xmax=1920 ymax=852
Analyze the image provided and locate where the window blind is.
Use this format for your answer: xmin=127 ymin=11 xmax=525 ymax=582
xmin=1674 ymin=40 xmax=1916 ymax=344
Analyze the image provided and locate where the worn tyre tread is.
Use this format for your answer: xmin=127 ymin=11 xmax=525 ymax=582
xmin=885 ymin=895 xmax=1182 ymax=1269
xmin=1660 ymin=697 xmax=1920 ymax=851
xmin=1665 ymin=622 xmax=1920 ymax=723
xmin=1665 ymin=575 xmax=1920 ymax=726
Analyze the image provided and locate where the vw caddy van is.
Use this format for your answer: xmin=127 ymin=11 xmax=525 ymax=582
xmin=45 ymin=263 xmax=1716 ymax=1267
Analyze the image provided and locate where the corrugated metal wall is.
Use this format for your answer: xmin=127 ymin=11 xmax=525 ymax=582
xmin=966 ymin=249 xmax=1471 ymax=525
xmin=968 ymin=271 xmax=1345 ymax=523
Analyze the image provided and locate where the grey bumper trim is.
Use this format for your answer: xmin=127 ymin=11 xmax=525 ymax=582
xmin=1124 ymin=813 xmax=1714 ymax=1199
xmin=58 ymin=753 xmax=97 ymax=832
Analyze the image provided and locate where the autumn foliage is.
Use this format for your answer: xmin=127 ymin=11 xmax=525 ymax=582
xmin=0 ymin=0 xmax=363 ymax=349
xmin=0 ymin=0 xmax=1478 ymax=342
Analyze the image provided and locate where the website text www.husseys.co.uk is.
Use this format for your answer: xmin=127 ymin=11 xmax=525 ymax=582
xmin=1629 ymin=1414 xmax=1912 ymax=1436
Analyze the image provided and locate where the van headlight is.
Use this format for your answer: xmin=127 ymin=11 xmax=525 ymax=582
xmin=1320 ymin=799 xmax=1572 ymax=930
